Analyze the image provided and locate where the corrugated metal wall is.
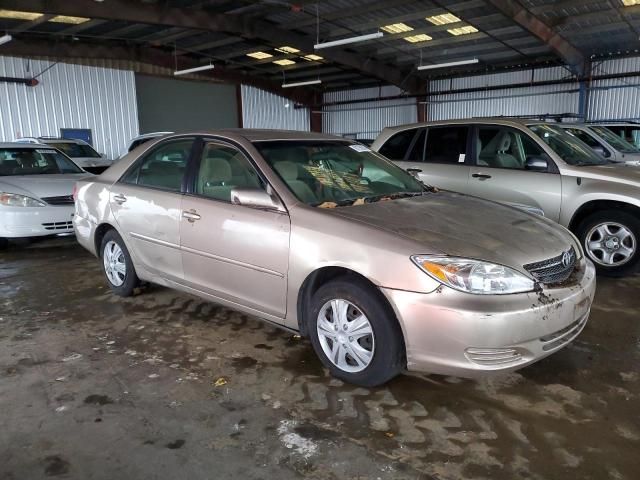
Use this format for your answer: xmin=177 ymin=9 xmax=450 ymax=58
xmin=323 ymin=86 xmax=417 ymax=139
xmin=588 ymin=57 xmax=640 ymax=121
xmin=427 ymin=66 xmax=580 ymax=121
xmin=241 ymin=85 xmax=310 ymax=131
xmin=0 ymin=55 xmax=138 ymax=159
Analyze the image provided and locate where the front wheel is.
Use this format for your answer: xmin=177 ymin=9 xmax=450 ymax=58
xmin=576 ymin=209 xmax=640 ymax=277
xmin=308 ymin=278 xmax=405 ymax=387
xmin=100 ymin=230 xmax=139 ymax=296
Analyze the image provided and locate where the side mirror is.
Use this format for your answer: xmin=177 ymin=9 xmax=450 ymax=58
xmin=406 ymin=168 xmax=422 ymax=178
xmin=592 ymin=146 xmax=611 ymax=158
xmin=231 ymin=187 xmax=283 ymax=211
xmin=525 ymin=156 xmax=549 ymax=172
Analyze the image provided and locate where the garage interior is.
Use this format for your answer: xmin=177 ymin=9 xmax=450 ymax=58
xmin=1 ymin=1 xmax=639 ymax=479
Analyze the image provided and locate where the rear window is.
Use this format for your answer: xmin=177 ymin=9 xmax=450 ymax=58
xmin=378 ymin=129 xmax=417 ymax=160
xmin=52 ymin=141 xmax=101 ymax=158
xmin=425 ymin=126 xmax=469 ymax=164
xmin=0 ymin=148 xmax=83 ymax=176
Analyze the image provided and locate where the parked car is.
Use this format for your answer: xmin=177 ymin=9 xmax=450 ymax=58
xmin=74 ymin=130 xmax=595 ymax=387
xmin=372 ymin=119 xmax=640 ymax=276
xmin=16 ymin=137 xmax=113 ymax=174
xmin=593 ymin=122 xmax=640 ymax=149
xmin=126 ymin=132 xmax=173 ymax=154
xmin=0 ymin=142 xmax=89 ymax=248
xmin=558 ymin=123 xmax=640 ymax=164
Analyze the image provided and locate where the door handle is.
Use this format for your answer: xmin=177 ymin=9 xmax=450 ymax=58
xmin=113 ymin=194 xmax=127 ymax=204
xmin=472 ymin=173 xmax=492 ymax=179
xmin=182 ymin=210 xmax=201 ymax=222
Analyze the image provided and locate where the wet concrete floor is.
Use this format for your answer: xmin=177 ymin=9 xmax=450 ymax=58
xmin=0 ymin=236 xmax=638 ymax=479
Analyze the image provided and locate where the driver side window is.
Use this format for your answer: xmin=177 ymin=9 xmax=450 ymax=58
xmin=476 ymin=126 xmax=549 ymax=170
xmin=195 ymin=143 xmax=264 ymax=202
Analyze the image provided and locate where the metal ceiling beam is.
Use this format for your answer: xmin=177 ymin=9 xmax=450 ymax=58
xmin=3 ymin=0 xmax=425 ymax=93
xmin=0 ymin=37 xmax=316 ymax=106
xmin=486 ymin=0 xmax=586 ymax=75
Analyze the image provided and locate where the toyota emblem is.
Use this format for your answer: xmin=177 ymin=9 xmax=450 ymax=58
xmin=562 ymin=250 xmax=572 ymax=268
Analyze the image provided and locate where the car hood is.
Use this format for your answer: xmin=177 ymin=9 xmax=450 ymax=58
xmin=564 ymin=162 xmax=640 ymax=186
xmin=330 ymin=191 xmax=576 ymax=272
xmin=0 ymin=174 xmax=89 ymax=199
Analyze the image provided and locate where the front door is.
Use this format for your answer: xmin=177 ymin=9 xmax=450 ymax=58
xmin=467 ymin=125 xmax=562 ymax=221
xmin=180 ymin=140 xmax=290 ymax=318
xmin=110 ymin=137 xmax=195 ymax=281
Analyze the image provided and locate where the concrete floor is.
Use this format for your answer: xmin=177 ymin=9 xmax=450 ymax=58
xmin=0 ymin=237 xmax=638 ymax=480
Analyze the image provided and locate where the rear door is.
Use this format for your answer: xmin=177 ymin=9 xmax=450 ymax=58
xmin=466 ymin=125 xmax=562 ymax=221
xmin=110 ymin=137 xmax=195 ymax=281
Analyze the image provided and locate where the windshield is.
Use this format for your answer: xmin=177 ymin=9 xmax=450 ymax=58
xmin=53 ymin=141 xmax=101 ymax=158
xmin=528 ymin=124 xmax=607 ymax=166
xmin=255 ymin=141 xmax=428 ymax=207
xmin=0 ymin=148 xmax=84 ymax=176
xmin=589 ymin=126 xmax=640 ymax=153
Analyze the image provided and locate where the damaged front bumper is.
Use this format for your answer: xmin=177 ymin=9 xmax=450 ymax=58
xmin=381 ymin=258 xmax=597 ymax=378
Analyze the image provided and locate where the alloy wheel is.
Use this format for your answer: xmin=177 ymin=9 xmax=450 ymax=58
xmin=103 ymin=240 xmax=127 ymax=287
xmin=585 ymin=222 xmax=636 ymax=267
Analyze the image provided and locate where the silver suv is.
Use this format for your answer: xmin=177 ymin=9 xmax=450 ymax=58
xmin=558 ymin=124 xmax=640 ymax=164
xmin=372 ymin=118 xmax=640 ymax=276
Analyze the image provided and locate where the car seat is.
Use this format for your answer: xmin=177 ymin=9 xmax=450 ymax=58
xmin=273 ymin=161 xmax=318 ymax=204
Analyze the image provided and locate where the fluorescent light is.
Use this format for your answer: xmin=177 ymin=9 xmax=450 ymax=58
xmin=448 ymin=25 xmax=478 ymax=36
xmin=303 ymin=54 xmax=323 ymax=61
xmin=282 ymin=79 xmax=321 ymax=88
xmin=381 ymin=23 xmax=414 ymax=34
xmin=0 ymin=34 xmax=12 ymax=46
xmin=0 ymin=9 xmax=43 ymax=20
xmin=276 ymin=46 xmax=300 ymax=54
xmin=247 ymin=51 xmax=273 ymax=59
xmin=426 ymin=13 xmax=461 ymax=25
xmin=418 ymin=58 xmax=479 ymax=70
xmin=49 ymin=15 xmax=90 ymax=24
xmin=174 ymin=64 xmax=215 ymax=76
xmin=273 ymin=59 xmax=296 ymax=66
xmin=314 ymin=31 xmax=383 ymax=50
xmin=404 ymin=34 xmax=433 ymax=43
xmin=622 ymin=0 xmax=640 ymax=5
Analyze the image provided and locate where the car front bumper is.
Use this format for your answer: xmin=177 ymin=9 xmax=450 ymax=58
xmin=0 ymin=205 xmax=75 ymax=238
xmin=382 ymin=259 xmax=597 ymax=377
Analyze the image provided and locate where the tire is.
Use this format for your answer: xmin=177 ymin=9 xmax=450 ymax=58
xmin=307 ymin=278 xmax=405 ymax=387
xmin=0 ymin=238 xmax=8 ymax=250
xmin=100 ymin=230 xmax=139 ymax=296
xmin=576 ymin=209 xmax=640 ymax=277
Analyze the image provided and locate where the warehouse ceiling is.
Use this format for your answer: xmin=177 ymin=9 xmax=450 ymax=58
xmin=0 ymin=0 xmax=639 ymax=104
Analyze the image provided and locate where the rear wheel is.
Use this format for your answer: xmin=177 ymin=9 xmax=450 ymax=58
xmin=308 ymin=278 xmax=404 ymax=387
xmin=100 ymin=230 xmax=139 ymax=296
xmin=576 ymin=210 xmax=640 ymax=277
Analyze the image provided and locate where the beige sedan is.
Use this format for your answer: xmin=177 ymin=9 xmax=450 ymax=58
xmin=74 ymin=130 xmax=596 ymax=386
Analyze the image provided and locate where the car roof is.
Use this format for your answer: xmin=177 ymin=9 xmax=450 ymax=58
xmin=0 ymin=142 xmax=51 ymax=149
xmin=165 ymin=129 xmax=348 ymax=142
xmin=381 ymin=117 xmax=539 ymax=133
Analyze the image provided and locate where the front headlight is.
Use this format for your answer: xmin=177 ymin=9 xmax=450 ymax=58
xmin=0 ymin=192 xmax=46 ymax=207
xmin=411 ymin=255 xmax=535 ymax=295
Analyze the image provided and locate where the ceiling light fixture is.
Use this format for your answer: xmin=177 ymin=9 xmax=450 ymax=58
xmin=276 ymin=46 xmax=300 ymax=54
xmin=418 ymin=58 xmax=479 ymax=70
xmin=622 ymin=0 xmax=640 ymax=5
xmin=247 ymin=51 xmax=273 ymax=59
xmin=0 ymin=10 xmax=43 ymax=20
xmin=404 ymin=34 xmax=433 ymax=43
xmin=0 ymin=34 xmax=12 ymax=46
xmin=49 ymin=15 xmax=91 ymax=24
xmin=303 ymin=54 xmax=323 ymax=61
xmin=274 ymin=59 xmax=296 ymax=66
xmin=426 ymin=13 xmax=461 ymax=25
xmin=448 ymin=25 xmax=478 ymax=36
xmin=282 ymin=79 xmax=322 ymax=88
xmin=314 ymin=31 xmax=383 ymax=50
xmin=174 ymin=64 xmax=215 ymax=76
xmin=381 ymin=23 xmax=414 ymax=34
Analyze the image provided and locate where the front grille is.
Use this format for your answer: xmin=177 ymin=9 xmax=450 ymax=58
xmin=539 ymin=312 xmax=589 ymax=351
xmin=41 ymin=195 xmax=74 ymax=206
xmin=464 ymin=347 xmax=523 ymax=367
xmin=42 ymin=221 xmax=73 ymax=231
xmin=523 ymin=247 xmax=577 ymax=285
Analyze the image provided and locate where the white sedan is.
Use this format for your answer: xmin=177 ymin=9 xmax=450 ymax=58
xmin=0 ymin=143 xmax=90 ymax=247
